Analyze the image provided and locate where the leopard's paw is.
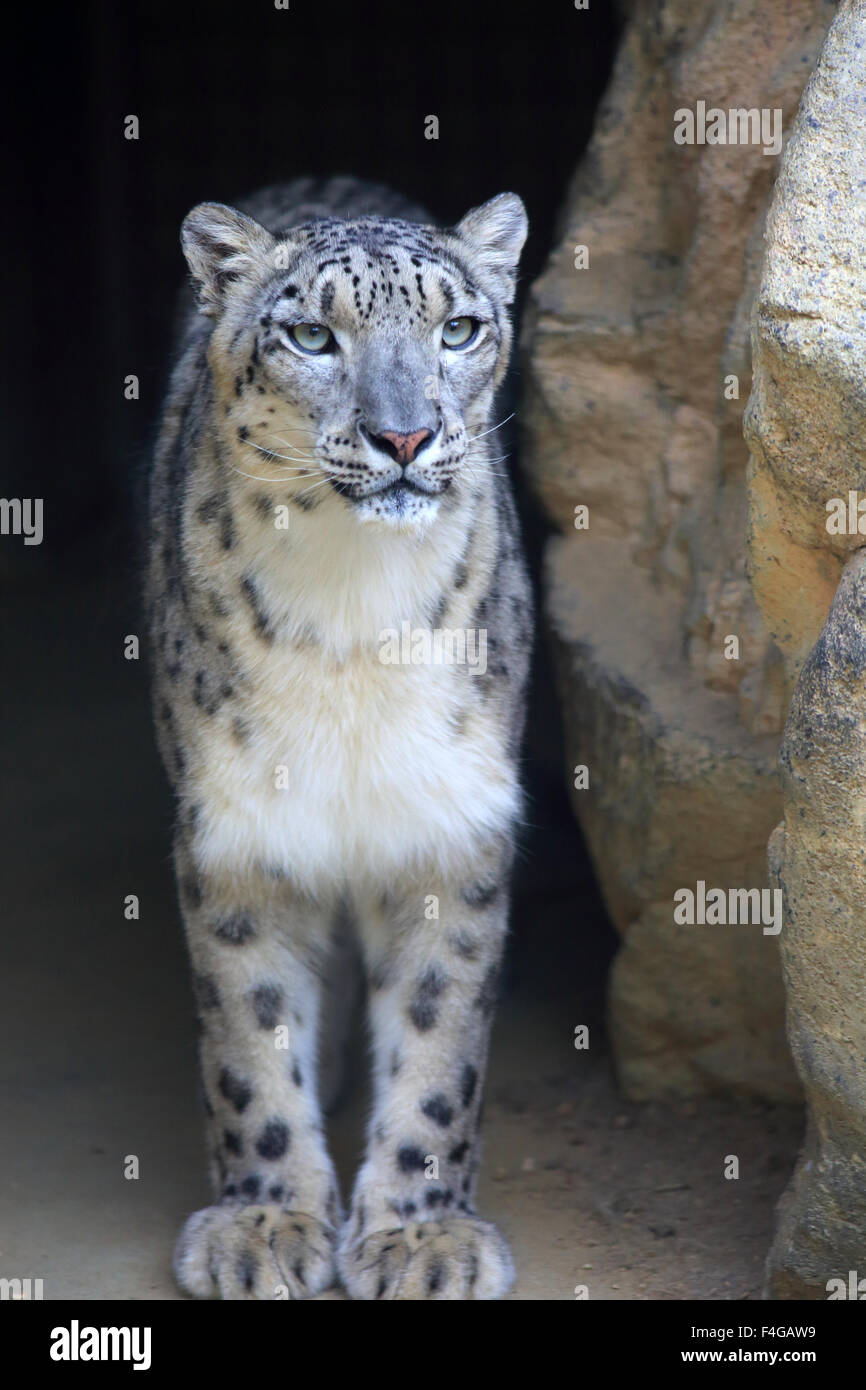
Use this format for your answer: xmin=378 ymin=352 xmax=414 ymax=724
xmin=338 ymin=1217 xmax=514 ymax=1300
xmin=174 ymin=1204 xmax=336 ymax=1300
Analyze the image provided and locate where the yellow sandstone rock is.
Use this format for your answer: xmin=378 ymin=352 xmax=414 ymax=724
xmin=746 ymin=0 xmax=866 ymax=1298
xmin=520 ymin=0 xmax=832 ymax=1102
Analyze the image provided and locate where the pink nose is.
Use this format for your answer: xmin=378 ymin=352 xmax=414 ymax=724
xmin=375 ymin=428 xmax=433 ymax=463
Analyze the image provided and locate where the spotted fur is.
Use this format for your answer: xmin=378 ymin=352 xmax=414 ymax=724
xmin=148 ymin=176 xmax=532 ymax=1300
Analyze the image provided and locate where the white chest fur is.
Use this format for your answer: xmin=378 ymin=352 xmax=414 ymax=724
xmin=188 ymin=488 xmax=517 ymax=890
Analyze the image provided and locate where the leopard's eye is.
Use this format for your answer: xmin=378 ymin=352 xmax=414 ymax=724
xmin=441 ymin=316 xmax=479 ymax=349
xmin=289 ymin=323 xmax=334 ymax=354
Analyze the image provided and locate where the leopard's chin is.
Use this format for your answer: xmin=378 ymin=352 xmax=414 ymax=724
xmin=350 ymin=478 xmax=443 ymax=529
xmin=354 ymin=489 xmax=442 ymax=530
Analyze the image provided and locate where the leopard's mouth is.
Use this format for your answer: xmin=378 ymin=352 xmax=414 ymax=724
xmin=332 ymin=475 xmax=452 ymax=507
xmin=376 ymin=478 xmax=426 ymax=498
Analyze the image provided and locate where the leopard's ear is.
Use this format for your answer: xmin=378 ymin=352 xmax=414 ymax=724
xmin=453 ymin=193 xmax=528 ymax=303
xmin=181 ymin=202 xmax=277 ymax=315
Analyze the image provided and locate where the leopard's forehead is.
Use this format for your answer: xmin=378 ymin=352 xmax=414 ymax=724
xmin=287 ymin=215 xmax=455 ymax=266
xmin=259 ymin=216 xmax=487 ymax=332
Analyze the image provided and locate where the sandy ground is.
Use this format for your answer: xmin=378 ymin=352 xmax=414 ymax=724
xmin=0 ymin=574 xmax=804 ymax=1300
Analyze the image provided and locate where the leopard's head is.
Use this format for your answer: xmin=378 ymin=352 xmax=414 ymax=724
xmin=181 ymin=193 xmax=527 ymax=529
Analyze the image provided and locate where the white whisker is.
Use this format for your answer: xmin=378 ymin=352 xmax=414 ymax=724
xmin=247 ymin=441 xmax=318 ymax=464
xmin=466 ymin=413 xmax=514 ymax=444
xmin=229 ymin=464 xmax=317 ymax=485
xmin=294 ymin=476 xmax=334 ymax=499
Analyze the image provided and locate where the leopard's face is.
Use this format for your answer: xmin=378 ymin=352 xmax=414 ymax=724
xmin=183 ymin=198 xmax=528 ymax=528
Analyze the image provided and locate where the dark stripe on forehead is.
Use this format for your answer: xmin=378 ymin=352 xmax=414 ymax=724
xmin=436 ymin=246 xmax=485 ymax=302
xmin=320 ymin=280 xmax=335 ymax=317
xmin=438 ymin=279 xmax=455 ymax=315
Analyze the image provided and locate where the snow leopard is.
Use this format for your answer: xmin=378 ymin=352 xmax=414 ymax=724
xmin=147 ymin=175 xmax=533 ymax=1300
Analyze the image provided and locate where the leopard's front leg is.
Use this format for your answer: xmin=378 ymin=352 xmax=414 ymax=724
xmin=339 ymin=842 xmax=514 ymax=1300
xmin=172 ymin=838 xmax=341 ymax=1300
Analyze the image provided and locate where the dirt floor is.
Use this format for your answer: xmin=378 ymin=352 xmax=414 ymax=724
xmin=0 ymin=573 xmax=804 ymax=1300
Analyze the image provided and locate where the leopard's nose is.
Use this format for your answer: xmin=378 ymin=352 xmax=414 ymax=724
xmin=365 ymin=427 xmax=434 ymax=465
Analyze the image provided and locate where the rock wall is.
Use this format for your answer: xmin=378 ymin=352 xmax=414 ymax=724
xmin=744 ymin=0 xmax=866 ymax=1299
xmin=519 ymin=0 xmax=833 ymax=1100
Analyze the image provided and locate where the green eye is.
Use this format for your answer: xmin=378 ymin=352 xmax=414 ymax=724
xmin=289 ymin=323 xmax=334 ymax=354
xmin=441 ymin=316 xmax=479 ymax=349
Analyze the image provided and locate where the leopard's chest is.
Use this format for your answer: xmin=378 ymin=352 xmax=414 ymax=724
xmin=190 ymin=635 xmax=517 ymax=890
